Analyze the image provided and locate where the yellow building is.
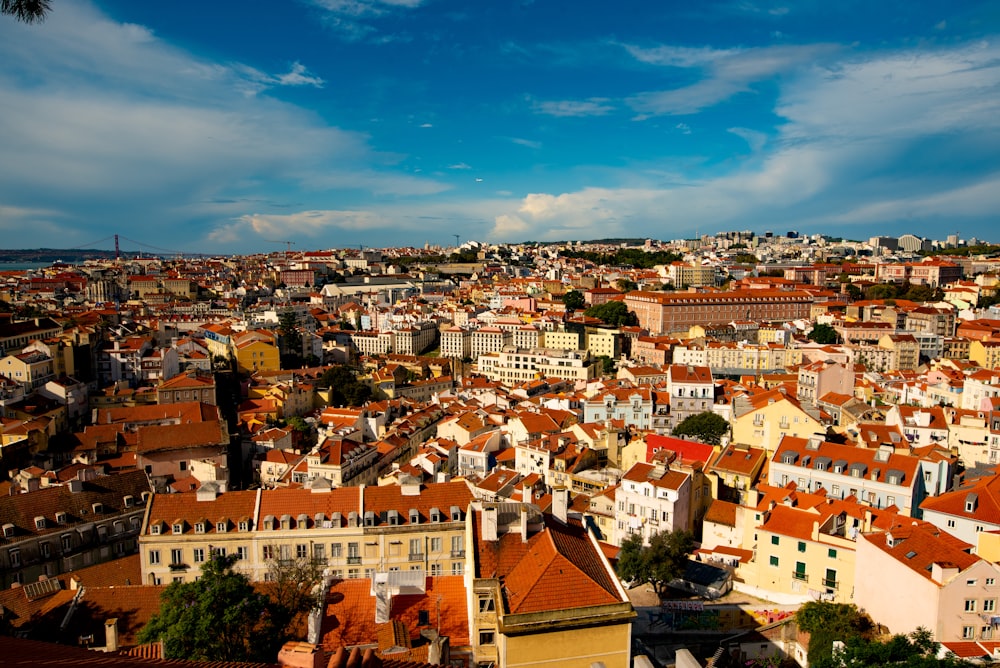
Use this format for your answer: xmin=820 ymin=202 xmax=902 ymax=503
xmin=541 ymin=329 xmax=581 ymax=351
xmin=140 ymin=481 xmax=474 ymax=585
xmin=469 ymin=500 xmax=635 ymax=668
xmin=970 ymin=340 xmax=1000 ymax=370
xmin=233 ymin=332 xmax=280 ymax=374
xmin=731 ymin=388 xmax=825 ymax=456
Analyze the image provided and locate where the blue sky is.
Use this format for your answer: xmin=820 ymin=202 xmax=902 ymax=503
xmin=1 ymin=0 xmax=999 ymax=255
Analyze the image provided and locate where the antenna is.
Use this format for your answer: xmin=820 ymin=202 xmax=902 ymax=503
xmin=265 ymin=240 xmax=295 ymax=260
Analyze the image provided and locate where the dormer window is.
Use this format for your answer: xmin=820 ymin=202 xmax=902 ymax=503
xmin=150 ymin=523 xmax=161 ymax=535
xmin=387 ymin=510 xmax=400 ymax=526
xmin=2 ymin=524 xmax=13 ymax=539
xmin=364 ymin=511 xmax=376 ymax=527
xmin=216 ymin=521 xmax=227 ymax=533
xmin=430 ymin=508 xmax=442 ymax=523
xmin=172 ymin=522 xmax=184 ymax=535
xmin=966 ymin=493 xmax=979 ymax=513
xmin=194 ymin=522 xmax=206 ymax=534
xmin=409 ymin=509 xmax=420 ymax=525
xmin=238 ymin=520 xmax=250 ymax=532
xmin=450 ymin=506 xmax=462 ymax=521
xmin=55 ymin=512 xmax=67 ymax=525
xmin=123 ymin=495 xmax=134 ymax=508
xmin=34 ymin=516 xmax=46 ymax=530
xmin=92 ymin=502 xmax=103 ymax=515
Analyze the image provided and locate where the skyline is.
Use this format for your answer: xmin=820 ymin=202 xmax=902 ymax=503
xmin=0 ymin=1 xmax=999 ymax=255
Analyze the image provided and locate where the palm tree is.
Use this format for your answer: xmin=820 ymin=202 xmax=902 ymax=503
xmin=2 ymin=0 xmax=51 ymax=23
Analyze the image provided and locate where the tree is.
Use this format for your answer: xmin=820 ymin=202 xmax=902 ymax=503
xmin=616 ymin=278 xmax=638 ymax=292
xmin=866 ymin=283 xmax=900 ymax=300
xmin=2 ymin=0 xmax=50 ymax=23
xmin=319 ymin=364 xmax=373 ymax=407
xmin=795 ymin=601 xmax=872 ymax=667
xmin=615 ymin=529 xmax=695 ymax=594
xmin=260 ymin=551 xmax=327 ymax=641
xmin=137 ymin=554 xmax=284 ymax=662
xmin=808 ymin=323 xmax=840 ymax=344
xmin=562 ymin=289 xmax=585 ymax=310
xmin=583 ymin=301 xmax=639 ymax=327
xmin=596 ymin=354 xmax=615 ymax=375
xmin=816 ymin=627 xmax=973 ymax=668
xmin=672 ymin=411 xmax=729 ymax=445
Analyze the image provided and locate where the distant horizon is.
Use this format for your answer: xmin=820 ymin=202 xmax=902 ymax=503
xmin=1 ymin=1 xmax=998 ymax=255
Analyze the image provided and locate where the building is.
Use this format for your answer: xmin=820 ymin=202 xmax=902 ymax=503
xmin=468 ymin=500 xmax=635 ymax=668
xmin=0 ymin=470 xmax=151 ymax=588
xmin=623 ymin=289 xmax=813 ymax=335
xmin=477 ymin=347 xmax=598 ymax=385
xmin=613 ymin=461 xmax=692 ymax=546
xmin=140 ymin=480 xmax=474 ymax=585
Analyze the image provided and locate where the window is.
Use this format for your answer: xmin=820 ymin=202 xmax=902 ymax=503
xmin=771 ymin=536 xmax=780 ymax=546
xmin=828 ymin=548 xmax=838 ymax=559
xmin=969 ymin=579 xmax=978 ymax=586
xmin=798 ymin=541 xmax=806 ymax=553
xmin=262 ymin=545 xmax=274 ymax=560
xmin=965 ymin=599 xmax=977 ymax=612
xmin=296 ymin=544 xmax=308 ymax=559
xmin=794 ymin=562 xmax=807 ymax=581
xmin=149 ymin=549 xmax=161 ymax=565
xmin=479 ymin=596 xmax=496 ymax=613
xmin=452 ymin=562 xmax=464 ymax=575
xmin=236 ymin=546 xmax=248 ymax=561
xmin=452 ymin=535 xmax=464 ymax=557
xmin=172 ymin=523 xmax=183 ymax=535
xmin=314 ymin=544 xmax=325 ymax=561
xmin=985 ymin=599 xmax=996 ymax=613
xmin=194 ymin=522 xmax=206 ymax=534
xmin=479 ymin=630 xmax=495 ymax=646
xmin=431 ymin=537 xmax=442 ymax=552
xmin=61 ymin=534 xmax=72 ymax=551
xmin=947 ymin=519 xmax=956 ymax=528
xmin=430 ymin=564 xmax=442 ymax=575
xmin=331 ymin=543 xmax=342 ymax=558
xmin=963 ymin=626 xmax=975 ymax=640
xmin=409 ymin=538 xmax=423 ymax=559
xmin=348 ymin=568 xmax=359 ymax=579
xmin=769 ymin=556 xmax=779 ymax=567
xmin=40 ymin=542 xmax=51 ymax=559
xmin=217 ymin=521 xmax=227 ymax=533
xmin=193 ymin=548 xmax=205 ymax=563
xmin=984 ymin=626 xmax=994 ymax=640
xmin=171 ymin=548 xmax=182 ymax=565
xmin=989 ymin=578 xmax=996 ymax=586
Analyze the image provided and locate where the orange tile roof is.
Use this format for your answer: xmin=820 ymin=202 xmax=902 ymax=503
xmin=146 ymin=490 xmax=257 ymax=534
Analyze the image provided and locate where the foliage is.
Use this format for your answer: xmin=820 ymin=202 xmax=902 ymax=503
xmin=733 ymin=252 xmax=759 ymax=264
xmin=866 ymin=283 xmax=900 ymax=300
xmin=596 ymin=355 xmax=615 ymax=375
xmin=562 ymin=289 xmax=585 ymax=310
xmin=285 ymin=416 xmax=311 ymax=433
xmin=559 ymin=247 xmax=684 ymax=268
xmin=137 ymin=554 xmax=283 ymax=662
xmin=615 ymin=529 xmax=695 ymax=594
xmin=448 ymin=248 xmax=479 ymax=263
xmin=672 ymin=411 xmax=729 ymax=445
xmin=796 ymin=601 xmax=871 ymax=666
xmin=261 ymin=552 xmax=326 ymax=639
xmin=319 ymin=364 xmax=373 ymax=407
xmin=808 ymin=323 xmax=840 ymax=344
xmin=616 ymin=278 xmax=638 ymax=292
xmin=815 ymin=627 xmax=973 ymax=668
xmin=583 ymin=301 xmax=639 ymax=327
xmin=921 ymin=244 xmax=1000 ymax=257
xmin=1 ymin=0 xmax=50 ymax=23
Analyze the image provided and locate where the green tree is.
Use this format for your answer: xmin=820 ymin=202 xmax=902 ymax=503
xmin=816 ymin=627 xmax=972 ymax=668
xmin=261 ymin=551 xmax=326 ymax=641
xmin=616 ymin=278 xmax=638 ymax=292
xmin=808 ymin=323 xmax=840 ymax=344
xmin=866 ymin=283 xmax=900 ymax=300
xmin=562 ymin=289 xmax=585 ymax=310
xmin=2 ymin=0 xmax=49 ymax=23
xmin=615 ymin=529 xmax=695 ymax=594
xmin=796 ymin=601 xmax=871 ymax=667
xmin=137 ymin=554 xmax=284 ymax=662
xmin=583 ymin=301 xmax=639 ymax=327
xmin=319 ymin=364 xmax=373 ymax=407
xmin=734 ymin=252 xmax=759 ymax=264
xmin=596 ymin=355 xmax=615 ymax=375
xmin=672 ymin=411 xmax=729 ymax=445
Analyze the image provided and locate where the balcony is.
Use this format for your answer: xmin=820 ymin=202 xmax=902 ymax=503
xmin=169 ymin=563 xmax=189 ymax=572
xmin=408 ymin=553 xmax=424 ymax=562
xmin=347 ymin=555 xmax=362 ymax=565
xmin=451 ymin=550 xmax=466 ymax=558
xmin=822 ymin=578 xmax=839 ymax=590
xmin=792 ymin=571 xmax=808 ymax=581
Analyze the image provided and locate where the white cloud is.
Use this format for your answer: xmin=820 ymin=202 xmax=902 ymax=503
xmin=533 ymin=98 xmax=614 ymax=117
xmin=728 ymin=127 xmax=767 ymax=151
xmin=508 ymin=137 xmax=542 ymax=149
xmin=624 ymin=43 xmax=839 ymax=116
xmin=449 ymin=163 xmax=472 ymax=170
xmin=420 ymin=123 xmax=434 ymax=128
xmin=0 ymin=0 xmax=445 ymax=250
xmin=307 ymin=0 xmax=424 ymax=40
xmin=675 ymin=123 xmax=692 ymax=135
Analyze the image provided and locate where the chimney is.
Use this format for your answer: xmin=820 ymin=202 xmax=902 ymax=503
xmin=523 ymin=485 xmax=532 ymax=505
xmin=553 ymin=488 xmax=569 ymax=524
xmin=104 ymin=618 xmax=118 ymax=653
xmin=520 ymin=505 xmax=529 ymax=543
xmin=481 ymin=506 xmax=498 ymax=542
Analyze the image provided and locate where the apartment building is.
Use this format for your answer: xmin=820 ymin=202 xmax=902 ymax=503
xmin=477 ymin=347 xmax=598 ymax=385
xmin=623 ymin=289 xmax=813 ymax=335
xmin=140 ymin=480 xmax=474 ymax=585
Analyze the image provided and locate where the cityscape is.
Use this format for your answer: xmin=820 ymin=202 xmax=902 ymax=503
xmin=4 ymin=0 xmax=1000 ymax=667
xmin=2 ymin=230 xmax=1000 ymax=668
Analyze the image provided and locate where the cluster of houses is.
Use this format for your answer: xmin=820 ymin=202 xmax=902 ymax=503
xmin=6 ymin=236 xmax=1000 ymax=665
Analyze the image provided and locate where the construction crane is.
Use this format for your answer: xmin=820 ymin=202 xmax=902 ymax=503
xmin=453 ymin=234 xmax=460 ymax=248
xmin=265 ymin=240 xmax=295 ymax=260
